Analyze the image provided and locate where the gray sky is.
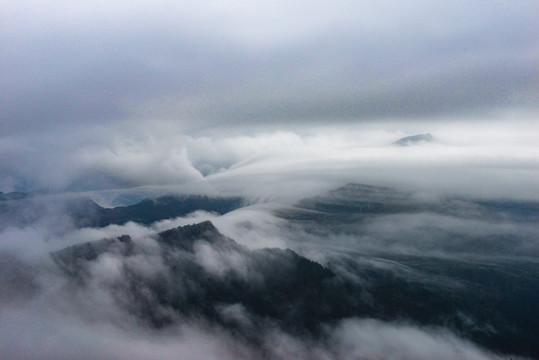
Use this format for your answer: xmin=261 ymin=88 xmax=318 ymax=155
xmin=1 ymin=4 xmax=538 ymax=355
xmin=1 ymin=0 xmax=538 ymax=193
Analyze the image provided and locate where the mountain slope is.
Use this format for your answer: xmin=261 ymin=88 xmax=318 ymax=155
xmin=0 ymin=193 xmax=244 ymax=230
xmin=52 ymin=221 xmax=353 ymax=333
xmin=69 ymin=195 xmax=244 ymax=227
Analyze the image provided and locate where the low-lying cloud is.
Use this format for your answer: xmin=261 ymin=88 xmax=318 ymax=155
xmin=0 ymin=227 xmax=512 ymax=360
xmin=2 ymin=118 xmax=537 ymax=204
xmin=1 ymin=189 xmax=536 ymax=358
xmin=2 ymin=1 xmax=538 ymax=358
xmin=1 ymin=305 xmax=506 ymax=360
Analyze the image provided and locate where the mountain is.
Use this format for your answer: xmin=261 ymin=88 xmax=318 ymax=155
xmin=68 ymin=195 xmax=244 ymax=227
xmin=275 ymin=183 xmax=539 ymax=357
xmin=279 ymin=182 xmax=539 ymax=227
xmin=51 ymin=218 xmax=539 ymax=357
xmin=6 ymin=183 xmax=538 ymax=358
xmin=0 ymin=194 xmax=244 ymax=230
xmin=288 ymin=183 xmax=418 ymax=218
xmin=0 ymin=191 xmax=29 ymax=201
xmin=393 ymin=133 xmax=434 ymax=146
xmin=52 ymin=221 xmax=353 ymax=333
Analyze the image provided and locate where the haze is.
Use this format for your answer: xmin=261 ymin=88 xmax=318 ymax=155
xmin=1 ymin=1 xmax=538 ymax=359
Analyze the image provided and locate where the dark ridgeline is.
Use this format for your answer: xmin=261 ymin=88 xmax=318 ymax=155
xmin=3 ymin=183 xmax=530 ymax=358
xmin=0 ymin=191 xmax=29 ymax=201
xmin=393 ymin=133 xmax=434 ymax=146
xmin=278 ymin=183 xmax=539 ymax=358
xmin=67 ymin=195 xmax=244 ymax=227
xmin=0 ymin=193 xmax=244 ymax=230
xmin=52 ymin=216 xmax=539 ymax=357
xmin=52 ymin=220 xmax=356 ymax=336
xmin=279 ymin=183 xmax=539 ymax=230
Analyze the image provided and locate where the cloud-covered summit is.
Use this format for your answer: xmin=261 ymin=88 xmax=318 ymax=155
xmin=1 ymin=0 xmax=538 ymax=195
xmin=1 ymin=3 xmax=538 ymax=358
xmin=1 ymin=182 xmax=538 ymax=359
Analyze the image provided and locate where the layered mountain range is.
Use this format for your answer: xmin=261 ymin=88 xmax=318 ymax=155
xmin=0 ymin=194 xmax=243 ymax=230
xmin=52 ymin=220 xmax=355 ymax=334
xmin=2 ymin=183 xmax=538 ymax=358
xmin=51 ymin=217 xmax=539 ymax=357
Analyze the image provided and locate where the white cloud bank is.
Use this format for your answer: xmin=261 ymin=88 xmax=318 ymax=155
xmin=1 ymin=116 xmax=537 ymax=202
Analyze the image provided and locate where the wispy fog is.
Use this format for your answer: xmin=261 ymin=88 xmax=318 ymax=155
xmin=1 ymin=117 xmax=538 ymax=202
xmin=1 ymin=0 xmax=538 ymax=358
xmin=0 ymin=213 xmax=515 ymax=360
xmin=1 ymin=188 xmax=538 ymax=358
xmin=0 ymin=306 xmax=505 ymax=360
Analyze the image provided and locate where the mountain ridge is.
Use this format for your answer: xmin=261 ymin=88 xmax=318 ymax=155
xmin=51 ymin=220 xmax=345 ymax=332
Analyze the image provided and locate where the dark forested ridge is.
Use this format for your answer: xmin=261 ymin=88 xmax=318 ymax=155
xmin=52 ymin=221 xmax=349 ymax=333
xmin=68 ymin=195 xmax=244 ymax=227
xmin=52 ymin=215 xmax=539 ymax=358
xmin=276 ymin=183 xmax=539 ymax=358
xmin=0 ymin=193 xmax=244 ymax=230
xmin=3 ymin=184 xmax=538 ymax=358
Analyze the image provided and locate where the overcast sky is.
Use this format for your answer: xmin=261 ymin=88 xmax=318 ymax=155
xmin=1 ymin=0 xmax=538 ymax=194
xmin=1 ymin=4 xmax=539 ymax=358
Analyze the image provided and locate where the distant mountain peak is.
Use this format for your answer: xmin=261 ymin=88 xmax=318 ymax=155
xmin=159 ymin=220 xmax=221 ymax=241
xmin=0 ymin=191 xmax=29 ymax=201
xmin=393 ymin=133 xmax=433 ymax=146
xmin=49 ymin=220 xmax=343 ymax=331
xmin=157 ymin=220 xmax=231 ymax=251
xmin=71 ymin=195 xmax=244 ymax=228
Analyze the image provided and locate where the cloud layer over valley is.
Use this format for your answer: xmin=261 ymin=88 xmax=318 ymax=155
xmin=1 ymin=1 xmax=538 ymax=359
xmin=1 ymin=181 xmax=538 ymax=359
